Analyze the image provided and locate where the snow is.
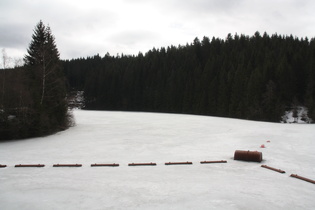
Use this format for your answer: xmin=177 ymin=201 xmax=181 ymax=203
xmin=0 ymin=110 xmax=314 ymax=210
xmin=281 ymin=106 xmax=312 ymax=124
xmin=68 ymin=91 xmax=85 ymax=109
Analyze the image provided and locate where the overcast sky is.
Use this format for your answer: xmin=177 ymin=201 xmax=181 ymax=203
xmin=0 ymin=0 xmax=315 ymax=64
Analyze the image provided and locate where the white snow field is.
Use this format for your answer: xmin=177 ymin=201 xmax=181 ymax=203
xmin=0 ymin=110 xmax=315 ymax=210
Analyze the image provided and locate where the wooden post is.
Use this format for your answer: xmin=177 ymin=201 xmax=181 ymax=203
xmin=290 ymin=174 xmax=315 ymax=184
xmin=91 ymin=163 xmax=119 ymax=167
xmin=53 ymin=164 xmax=82 ymax=167
xmin=165 ymin=161 xmax=193 ymax=165
xmin=200 ymin=160 xmax=227 ymax=164
xmin=261 ymin=165 xmax=285 ymax=173
xmin=15 ymin=164 xmax=45 ymax=167
xmin=128 ymin=162 xmax=157 ymax=166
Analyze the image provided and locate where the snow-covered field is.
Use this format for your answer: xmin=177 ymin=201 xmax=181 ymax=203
xmin=1 ymin=110 xmax=314 ymax=210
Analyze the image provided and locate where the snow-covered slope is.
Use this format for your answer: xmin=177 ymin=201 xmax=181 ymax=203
xmin=0 ymin=110 xmax=314 ymax=210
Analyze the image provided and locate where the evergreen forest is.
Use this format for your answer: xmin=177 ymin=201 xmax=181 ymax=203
xmin=64 ymin=32 xmax=315 ymax=122
xmin=1 ymin=31 xmax=315 ymax=140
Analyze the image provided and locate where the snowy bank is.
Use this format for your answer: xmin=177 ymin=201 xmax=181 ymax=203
xmin=0 ymin=110 xmax=314 ymax=209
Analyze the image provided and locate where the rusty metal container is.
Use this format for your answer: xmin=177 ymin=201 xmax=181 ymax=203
xmin=234 ymin=150 xmax=262 ymax=162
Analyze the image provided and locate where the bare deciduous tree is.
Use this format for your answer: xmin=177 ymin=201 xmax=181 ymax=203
xmin=1 ymin=48 xmax=8 ymax=109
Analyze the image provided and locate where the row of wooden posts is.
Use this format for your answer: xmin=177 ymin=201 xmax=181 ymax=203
xmin=1 ymin=161 xmax=314 ymax=184
xmin=259 ymin=165 xmax=315 ymax=184
xmin=0 ymin=160 xmax=227 ymax=168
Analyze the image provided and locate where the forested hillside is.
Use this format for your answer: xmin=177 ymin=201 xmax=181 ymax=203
xmin=64 ymin=32 xmax=315 ymax=122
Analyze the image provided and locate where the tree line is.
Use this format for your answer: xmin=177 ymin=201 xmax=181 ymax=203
xmin=64 ymin=32 xmax=315 ymax=122
xmin=0 ymin=21 xmax=71 ymax=140
xmin=1 ymin=30 xmax=314 ymax=141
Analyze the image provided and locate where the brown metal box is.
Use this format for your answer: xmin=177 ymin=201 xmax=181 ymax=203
xmin=234 ymin=150 xmax=262 ymax=162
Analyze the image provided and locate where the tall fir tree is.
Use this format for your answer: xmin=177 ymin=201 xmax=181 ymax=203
xmin=24 ymin=20 xmax=70 ymax=136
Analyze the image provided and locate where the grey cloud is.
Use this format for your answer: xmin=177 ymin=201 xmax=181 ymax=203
xmin=1 ymin=0 xmax=315 ymax=59
xmin=110 ymin=30 xmax=159 ymax=45
xmin=0 ymin=23 xmax=30 ymax=48
xmin=152 ymin=0 xmax=243 ymax=17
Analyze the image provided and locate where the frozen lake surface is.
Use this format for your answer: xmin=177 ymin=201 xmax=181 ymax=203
xmin=1 ymin=110 xmax=314 ymax=209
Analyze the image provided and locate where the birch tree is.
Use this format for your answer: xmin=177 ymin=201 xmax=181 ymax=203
xmin=1 ymin=48 xmax=8 ymax=109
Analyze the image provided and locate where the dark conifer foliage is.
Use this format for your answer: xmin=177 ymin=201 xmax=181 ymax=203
xmin=63 ymin=32 xmax=315 ymax=122
xmin=24 ymin=20 xmax=70 ymax=137
xmin=0 ymin=21 xmax=71 ymax=140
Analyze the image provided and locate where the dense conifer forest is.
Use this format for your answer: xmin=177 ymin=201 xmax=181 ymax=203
xmin=63 ymin=32 xmax=315 ymax=122
xmin=1 ymin=31 xmax=314 ymax=140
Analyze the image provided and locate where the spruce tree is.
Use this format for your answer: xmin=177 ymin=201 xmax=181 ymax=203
xmin=24 ymin=20 xmax=70 ymax=136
